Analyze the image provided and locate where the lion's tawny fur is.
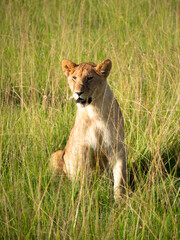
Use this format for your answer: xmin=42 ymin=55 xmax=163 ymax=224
xmin=50 ymin=59 xmax=127 ymax=201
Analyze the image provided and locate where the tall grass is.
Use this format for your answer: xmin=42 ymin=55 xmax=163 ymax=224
xmin=0 ymin=0 xmax=179 ymax=239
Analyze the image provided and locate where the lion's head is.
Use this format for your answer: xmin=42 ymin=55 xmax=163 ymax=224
xmin=62 ymin=59 xmax=112 ymax=108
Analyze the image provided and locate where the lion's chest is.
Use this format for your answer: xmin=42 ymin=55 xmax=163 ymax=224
xmin=85 ymin=120 xmax=111 ymax=150
xmin=81 ymin=105 xmax=111 ymax=150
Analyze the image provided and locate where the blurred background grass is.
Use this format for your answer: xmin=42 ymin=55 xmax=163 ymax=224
xmin=0 ymin=0 xmax=179 ymax=239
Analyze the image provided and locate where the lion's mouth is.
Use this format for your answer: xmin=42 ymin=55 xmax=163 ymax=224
xmin=76 ymin=97 xmax=86 ymax=104
xmin=76 ymin=97 xmax=92 ymax=106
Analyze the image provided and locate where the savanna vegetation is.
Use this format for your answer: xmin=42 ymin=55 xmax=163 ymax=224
xmin=0 ymin=0 xmax=179 ymax=239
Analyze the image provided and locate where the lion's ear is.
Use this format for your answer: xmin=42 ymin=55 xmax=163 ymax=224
xmin=96 ymin=59 xmax=112 ymax=77
xmin=62 ymin=60 xmax=77 ymax=77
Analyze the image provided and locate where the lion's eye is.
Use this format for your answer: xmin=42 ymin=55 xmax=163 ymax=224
xmin=72 ymin=76 xmax=76 ymax=82
xmin=87 ymin=76 xmax=93 ymax=81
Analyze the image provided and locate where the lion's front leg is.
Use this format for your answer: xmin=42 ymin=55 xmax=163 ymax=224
xmin=112 ymin=154 xmax=126 ymax=202
xmin=61 ymin=144 xmax=92 ymax=180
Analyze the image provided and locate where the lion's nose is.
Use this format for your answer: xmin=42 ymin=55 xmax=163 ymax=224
xmin=76 ymin=91 xmax=84 ymax=96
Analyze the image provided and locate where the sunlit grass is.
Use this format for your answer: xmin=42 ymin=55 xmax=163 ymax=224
xmin=0 ymin=0 xmax=179 ymax=239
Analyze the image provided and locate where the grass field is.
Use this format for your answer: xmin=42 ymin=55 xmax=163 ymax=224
xmin=0 ymin=0 xmax=180 ymax=239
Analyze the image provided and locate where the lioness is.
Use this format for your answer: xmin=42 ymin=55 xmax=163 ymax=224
xmin=50 ymin=59 xmax=126 ymax=201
